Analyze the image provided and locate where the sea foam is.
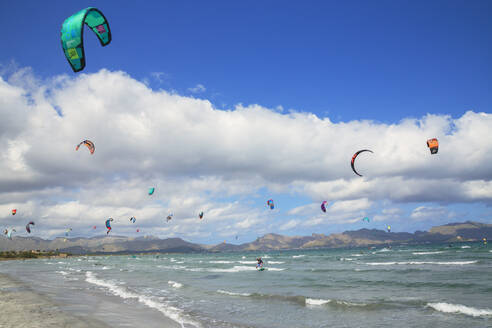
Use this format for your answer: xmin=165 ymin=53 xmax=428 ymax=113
xmin=365 ymin=261 xmax=477 ymax=266
xmin=168 ymin=281 xmax=183 ymax=288
xmin=86 ymin=272 xmax=199 ymax=327
xmin=412 ymin=251 xmax=444 ymax=255
xmin=217 ymin=289 xmax=251 ymax=297
xmin=427 ymin=302 xmax=492 ymax=317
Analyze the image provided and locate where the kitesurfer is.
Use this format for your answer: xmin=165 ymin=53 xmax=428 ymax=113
xmin=256 ymin=257 xmax=264 ymax=268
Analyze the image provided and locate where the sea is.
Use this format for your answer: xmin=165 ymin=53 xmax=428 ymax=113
xmin=1 ymin=243 xmax=491 ymax=328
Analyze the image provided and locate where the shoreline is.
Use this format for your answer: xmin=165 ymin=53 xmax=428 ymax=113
xmin=0 ymin=272 xmax=111 ymax=328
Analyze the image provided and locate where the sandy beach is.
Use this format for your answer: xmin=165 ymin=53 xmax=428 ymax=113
xmin=0 ymin=273 xmax=110 ymax=328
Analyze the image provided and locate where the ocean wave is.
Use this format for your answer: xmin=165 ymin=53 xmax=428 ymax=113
xmin=268 ymin=261 xmax=285 ymax=264
xmin=209 ymin=260 xmax=234 ymax=264
xmin=412 ymin=251 xmax=444 ymax=255
xmin=292 ymin=255 xmax=305 ymax=258
xmin=339 ymin=258 xmax=355 ymax=261
xmin=168 ymin=281 xmax=183 ymax=288
xmin=350 ymin=254 xmax=364 ymax=257
xmin=267 ymin=268 xmax=285 ymax=271
xmin=207 ymin=266 xmax=257 ymax=273
xmin=306 ymin=298 xmax=331 ymax=305
xmin=427 ymin=302 xmax=492 ymax=317
xmin=365 ymin=261 xmax=477 ymax=266
xmin=217 ymin=289 xmax=251 ymax=297
xmin=306 ymin=298 xmax=367 ymax=307
xmin=86 ymin=272 xmax=199 ymax=327
xmin=461 ymin=246 xmax=471 ymax=249
xmin=238 ymin=261 xmax=256 ymax=264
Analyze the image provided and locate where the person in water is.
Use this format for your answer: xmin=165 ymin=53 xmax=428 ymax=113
xmin=256 ymin=257 xmax=263 ymax=268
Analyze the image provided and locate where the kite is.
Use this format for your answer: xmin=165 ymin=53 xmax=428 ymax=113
xmin=362 ymin=217 xmax=370 ymax=223
xmin=351 ymin=149 xmax=373 ymax=177
xmin=321 ymin=201 xmax=328 ymax=213
xmin=166 ymin=213 xmax=173 ymax=222
xmin=7 ymin=229 xmax=15 ymax=240
xmin=26 ymin=221 xmax=35 ymax=234
xmin=199 ymin=212 xmax=204 ymax=219
xmin=427 ymin=138 xmax=439 ymax=154
xmin=130 ymin=217 xmax=136 ymax=223
xmin=76 ymin=140 xmax=95 ymax=154
xmin=11 ymin=209 xmax=16 ymax=215
xmin=61 ymin=7 xmax=112 ymax=72
xmin=65 ymin=228 xmax=72 ymax=236
xmin=148 ymin=188 xmax=155 ymax=196
xmin=267 ymin=199 xmax=274 ymax=210
xmin=387 ymin=225 xmax=391 ymax=233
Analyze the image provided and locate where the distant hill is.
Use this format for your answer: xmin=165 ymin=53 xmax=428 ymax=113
xmin=0 ymin=221 xmax=490 ymax=254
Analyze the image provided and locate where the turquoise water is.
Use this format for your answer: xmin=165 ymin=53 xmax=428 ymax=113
xmin=1 ymin=243 xmax=491 ymax=327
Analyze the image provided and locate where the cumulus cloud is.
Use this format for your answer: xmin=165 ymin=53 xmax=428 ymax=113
xmin=409 ymin=206 xmax=456 ymax=221
xmin=0 ymin=68 xmax=491 ymax=240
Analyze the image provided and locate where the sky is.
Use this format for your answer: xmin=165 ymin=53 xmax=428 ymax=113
xmin=0 ymin=1 xmax=491 ymax=243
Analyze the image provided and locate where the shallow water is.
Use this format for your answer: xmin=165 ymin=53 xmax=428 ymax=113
xmin=1 ymin=243 xmax=491 ymax=327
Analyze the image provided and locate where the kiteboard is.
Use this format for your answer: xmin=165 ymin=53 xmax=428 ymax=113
xmin=257 ymin=266 xmax=265 ymax=271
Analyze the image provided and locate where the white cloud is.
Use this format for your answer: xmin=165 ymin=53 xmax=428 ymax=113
xmin=409 ymin=206 xmax=454 ymax=221
xmin=0 ymin=68 xmax=491 ymax=239
xmin=279 ymin=219 xmax=300 ymax=231
xmin=188 ymin=84 xmax=206 ymax=93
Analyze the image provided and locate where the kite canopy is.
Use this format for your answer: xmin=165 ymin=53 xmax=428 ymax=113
xmin=351 ymin=149 xmax=373 ymax=177
xmin=427 ymin=138 xmax=439 ymax=154
xmin=26 ymin=221 xmax=35 ymax=234
xmin=199 ymin=211 xmax=204 ymax=219
xmin=387 ymin=225 xmax=391 ymax=233
xmin=362 ymin=217 xmax=370 ymax=223
xmin=321 ymin=201 xmax=328 ymax=213
xmin=105 ymin=218 xmax=113 ymax=229
xmin=166 ymin=213 xmax=173 ymax=222
xmin=148 ymin=188 xmax=155 ymax=195
xmin=11 ymin=209 xmax=16 ymax=215
xmin=61 ymin=7 xmax=112 ymax=72
xmin=76 ymin=140 xmax=95 ymax=154
xmin=130 ymin=217 xmax=136 ymax=223
xmin=267 ymin=199 xmax=274 ymax=210
xmin=7 ymin=229 xmax=16 ymax=240
xmin=65 ymin=228 xmax=72 ymax=236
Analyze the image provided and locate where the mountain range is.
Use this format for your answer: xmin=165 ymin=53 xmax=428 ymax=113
xmin=0 ymin=221 xmax=490 ymax=254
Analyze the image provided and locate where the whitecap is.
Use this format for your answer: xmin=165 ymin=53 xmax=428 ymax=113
xmin=85 ymin=272 xmax=199 ymax=327
xmin=168 ymin=281 xmax=183 ymax=288
xmin=306 ymin=298 xmax=331 ymax=305
xmin=267 ymin=261 xmax=285 ymax=264
xmin=292 ymin=255 xmax=305 ymax=258
xmin=412 ymin=251 xmax=444 ymax=255
xmin=209 ymin=260 xmax=234 ymax=264
xmin=427 ymin=302 xmax=492 ymax=317
xmin=266 ymin=268 xmax=285 ymax=271
xmin=365 ymin=261 xmax=477 ymax=266
xmin=217 ymin=289 xmax=251 ymax=297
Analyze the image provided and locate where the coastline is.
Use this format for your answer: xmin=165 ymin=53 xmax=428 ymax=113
xmin=0 ymin=272 xmax=110 ymax=328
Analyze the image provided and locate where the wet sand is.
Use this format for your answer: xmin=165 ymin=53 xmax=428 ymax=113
xmin=0 ymin=273 xmax=110 ymax=328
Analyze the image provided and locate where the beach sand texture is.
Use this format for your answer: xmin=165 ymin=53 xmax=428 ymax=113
xmin=0 ymin=273 xmax=109 ymax=328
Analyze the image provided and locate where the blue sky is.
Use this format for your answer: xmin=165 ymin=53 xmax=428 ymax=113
xmin=1 ymin=1 xmax=491 ymax=121
xmin=0 ymin=1 xmax=491 ymax=242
